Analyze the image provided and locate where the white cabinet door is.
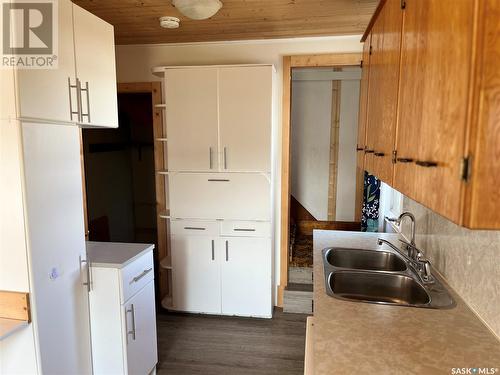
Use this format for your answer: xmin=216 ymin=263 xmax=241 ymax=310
xmin=21 ymin=123 xmax=92 ymax=374
xmin=169 ymin=172 xmax=271 ymax=220
xmin=221 ymin=237 xmax=272 ymax=317
xmin=165 ymin=68 xmax=219 ymax=171
xmin=171 ymin=235 xmax=221 ymax=314
xmin=73 ymin=4 xmax=118 ymax=128
xmin=124 ymin=281 xmax=158 ymax=375
xmin=219 ymin=66 xmax=272 ymax=172
xmin=16 ymin=0 xmax=77 ymax=124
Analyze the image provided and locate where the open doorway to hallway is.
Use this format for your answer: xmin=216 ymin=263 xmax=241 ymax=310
xmin=284 ymin=66 xmax=362 ymax=313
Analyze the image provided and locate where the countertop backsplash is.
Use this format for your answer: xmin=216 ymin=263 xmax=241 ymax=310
xmin=400 ymin=196 xmax=500 ymax=339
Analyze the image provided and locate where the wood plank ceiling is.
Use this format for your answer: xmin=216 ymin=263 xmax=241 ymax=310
xmin=72 ymin=0 xmax=379 ymax=45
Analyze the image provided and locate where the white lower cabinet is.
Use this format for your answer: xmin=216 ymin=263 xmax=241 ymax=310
xmin=221 ymin=237 xmax=272 ymax=317
xmin=171 ymin=220 xmax=272 ymax=318
xmin=88 ymin=248 xmax=158 ymax=374
xmin=171 ymin=235 xmax=221 ymax=314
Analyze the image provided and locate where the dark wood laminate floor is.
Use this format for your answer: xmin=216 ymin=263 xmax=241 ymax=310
xmin=156 ymin=308 xmax=307 ymax=375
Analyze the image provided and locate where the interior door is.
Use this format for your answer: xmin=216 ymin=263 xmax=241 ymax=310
xmin=219 ymin=66 xmax=272 ymax=172
xmin=171 ymin=235 xmax=221 ymax=313
xmin=16 ymin=0 xmax=77 ymax=124
xmin=395 ymin=0 xmax=473 ymax=222
xmin=21 ymin=123 xmax=92 ymax=374
xmin=165 ymin=68 xmax=219 ymax=171
xmin=370 ymin=0 xmax=403 ymax=184
xmin=73 ymin=4 xmax=118 ymax=128
xmin=221 ymin=237 xmax=272 ymax=317
xmin=124 ymin=281 xmax=158 ymax=375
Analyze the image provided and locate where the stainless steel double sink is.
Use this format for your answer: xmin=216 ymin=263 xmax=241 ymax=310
xmin=322 ymin=247 xmax=455 ymax=309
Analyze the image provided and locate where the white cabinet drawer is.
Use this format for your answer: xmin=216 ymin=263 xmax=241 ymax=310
xmin=220 ymin=221 xmax=271 ymax=237
xmin=120 ymin=251 xmax=154 ymax=303
xmin=171 ymin=219 xmax=219 ymax=236
xmin=169 ymin=173 xmax=271 ymax=220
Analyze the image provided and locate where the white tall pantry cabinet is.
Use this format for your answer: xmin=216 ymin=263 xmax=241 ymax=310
xmin=0 ymin=1 xmax=118 ymax=373
xmin=156 ymin=64 xmax=275 ymax=318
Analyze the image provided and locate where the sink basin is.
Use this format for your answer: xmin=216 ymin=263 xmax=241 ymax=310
xmin=325 ymin=248 xmax=407 ymax=272
xmin=328 ymin=271 xmax=431 ymax=306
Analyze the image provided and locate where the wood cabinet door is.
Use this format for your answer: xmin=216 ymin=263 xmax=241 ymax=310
xmin=171 ymin=235 xmax=221 ymax=314
xmin=73 ymin=4 xmax=118 ymax=128
xmin=219 ymin=66 xmax=272 ymax=172
xmin=363 ymin=10 xmax=384 ymax=175
xmin=16 ymin=0 xmax=76 ymax=124
xmin=165 ymin=68 xmax=219 ymax=172
xmin=220 ymin=237 xmax=272 ymax=317
xmin=356 ymin=33 xmax=372 ymax=171
xmin=395 ymin=0 xmax=474 ymax=222
xmin=370 ymin=0 xmax=403 ymax=184
xmin=125 ymin=281 xmax=158 ymax=375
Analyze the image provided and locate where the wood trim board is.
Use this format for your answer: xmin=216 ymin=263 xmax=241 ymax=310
xmin=0 ymin=291 xmax=30 ymax=322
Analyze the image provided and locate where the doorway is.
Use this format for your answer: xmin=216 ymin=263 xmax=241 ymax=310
xmin=279 ymin=53 xmax=364 ymax=307
xmin=83 ymin=92 xmax=156 ymax=243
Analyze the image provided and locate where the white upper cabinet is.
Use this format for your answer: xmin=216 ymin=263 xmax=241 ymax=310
xmin=73 ymin=4 xmax=118 ymax=128
xmin=219 ymin=66 xmax=272 ymax=172
xmin=164 ymin=65 xmax=273 ymax=173
xmin=165 ymin=68 xmax=219 ymax=171
xmin=15 ymin=0 xmax=76 ymax=124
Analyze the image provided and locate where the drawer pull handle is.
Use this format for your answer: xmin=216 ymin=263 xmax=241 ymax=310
xmin=415 ymin=160 xmax=438 ymax=167
xmin=225 ymin=240 xmax=229 ymax=262
xmin=234 ymin=228 xmax=256 ymax=232
xmin=396 ymin=157 xmax=414 ymax=163
xmin=365 ymin=149 xmax=375 ymax=154
xmin=184 ymin=226 xmax=206 ymax=230
xmin=211 ymin=240 xmax=215 ymax=261
xmin=356 ymin=146 xmax=364 ymax=151
xmin=130 ymin=268 xmax=153 ymax=284
xmin=374 ymin=152 xmax=385 ymax=157
xmin=208 ymin=179 xmax=230 ymax=182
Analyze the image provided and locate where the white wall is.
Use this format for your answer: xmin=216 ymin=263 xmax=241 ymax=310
xmin=336 ymin=79 xmax=360 ymax=221
xmin=115 ymin=35 xmax=363 ymax=295
xmin=290 ymin=71 xmax=360 ymax=222
xmin=291 ymin=80 xmax=332 ymax=220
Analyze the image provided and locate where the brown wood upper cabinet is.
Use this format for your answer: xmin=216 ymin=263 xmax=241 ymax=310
xmin=358 ymin=0 xmax=500 ymax=228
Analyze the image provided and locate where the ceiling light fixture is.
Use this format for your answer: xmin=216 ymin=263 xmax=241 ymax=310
xmin=172 ymin=0 xmax=223 ymax=20
xmin=159 ymin=16 xmax=180 ymax=28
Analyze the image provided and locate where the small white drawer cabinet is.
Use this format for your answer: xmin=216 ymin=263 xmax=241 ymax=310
xmin=87 ymin=242 xmax=158 ymax=375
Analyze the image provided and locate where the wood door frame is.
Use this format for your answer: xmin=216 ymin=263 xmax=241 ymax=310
xmin=278 ymin=53 xmax=362 ymax=306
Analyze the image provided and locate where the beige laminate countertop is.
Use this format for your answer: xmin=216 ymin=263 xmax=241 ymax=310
xmin=312 ymin=230 xmax=500 ymax=375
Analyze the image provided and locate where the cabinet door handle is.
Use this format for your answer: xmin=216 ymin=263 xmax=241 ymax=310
xmin=209 ymin=147 xmax=213 ymax=169
xmin=126 ymin=304 xmax=136 ymax=341
xmin=365 ymin=149 xmax=375 ymax=154
xmin=356 ymin=146 xmax=364 ymax=151
xmin=374 ymin=152 xmax=385 ymax=157
xmin=184 ymin=226 xmax=206 ymax=230
xmin=234 ymin=228 xmax=256 ymax=232
xmin=225 ymin=240 xmax=229 ymax=262
xmin=80 ymin=257 xmax=91 ymax=292
xmin=130 ymin=268 xmax=153 ymax=284
xmin=207 ymin=179 xmax=230 ymax=182
xmin=211 ymin=240 xmax=215 ymax=261
xmin=396 ymin=157 xmax=414 ymax=163
xmin=68 ymin=77 xmax=80 ymax=121
xmin=415 ymin=160 xmax=438 ymax=167
xmin=79 ymin=80 xmax=91 ymax=123
xmin=223 ymin=147 xmax=227 ymax=169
